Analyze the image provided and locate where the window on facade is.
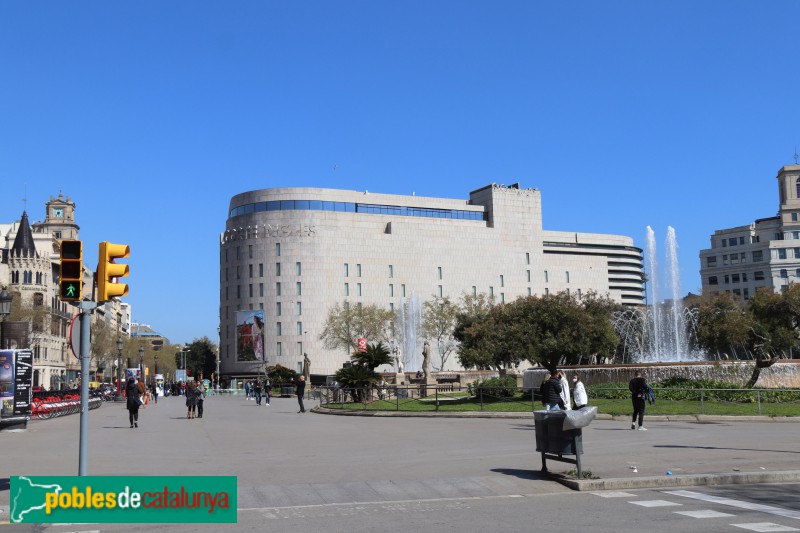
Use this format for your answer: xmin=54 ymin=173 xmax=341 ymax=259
xmin=795 ymin=248 xmax=800 ymax=258
xmin=296 ymin=282 xmax=302 ymax=296
xmin=776 ymin=232 xmax=784 ymax=240
xmin=276 ymin=282 xmax=281 ymax=296
xmin=277 ymin=342 xmax=282 ymax=357
xmin=259 ymin=263 xmax=264 ymax=277
xmin=438 ymin=267 xmax=442 ymax=280
xmin=544 ymin=271 xmax=549 ymax=283
xmin=779 ymin=249 xmax=787 ymax=259
xmin=729 ymin=238 xmax=737 ymax=246
xmin=237 ymin=285 xmax=241 ymax=298
xmin=526 ymin=252 xmax=530 ymax=265
xmin=249 ymin=264 xmax=253 ymax=278
xmin=389 ymin=284 xmax=393 ymax=297
xmin=566 ymin=271 xmax=570 ymax=283
xmin=732 ymin=274 xmax=740 ymax=283
xmin=753 ymin=250 xmax=763 ymax=262
xmin=545 ymin=288 xmax=550 ymax=296
xmin=389 ymin=265 xmax=393 ymax=278
xmin=297 ymin=322 xmax=303 ymax=335
xmin=731 ymin=254 xmax=739 ymax=265
xmin=781 ymin=269 xmax=788 ymax=278
xmin=344 ymin=283 xmax=349 ymax=296
xmin=297 ymin=342 xmax=303 ymax=356
xmin=707 ymin=257 xmax=717 ymax=267
xmin=248 ymin=245 xmax=253 ymax=259
xmin=796 ymin=177 xmax=800 ymax=199
xmin=276 ymin=243 xmax=281 ymax=256
xmin=744 ymin=288 xmax=750 ymax=299
xmin=793 ymin=213 xmax=799 ymax=222
xmin=724 ymin=275 xmax=729 ymax=284
xmin=276 ymin=262 xmax=281 ymax=276
xmin=723 ymin=255 xmax=729 ymax=265
xmin=296 ymin=262 xmax=301 ymax=276
xmin=357 ymin=283 xmax=362 ymax=296
xmin=344 ymin=263 xmax=349 ymax=276
xmin=402 ymin=284 xmax=406 ymax=297
xmin=276 ymin=302 xmax=281 ymax=316
xmin=500 ymin=275 xmax=504 ymax=287
xmin=742 ymin=273 xmax=748 ymax=282
xmin=389 ymin=303 xmax=394 ymax=311
xmin=296 ymin=302 xmax=302 ymax=315
xmin=754 ymin=271 xmax=765 ymax=281
xmin=249 ymin=284 xmax=253 ymax=297
xmin=527 ymin=288 xmax=532 ymax=296
xmin=259 ymin=283 xmax=264 ymax=297
xmin=237 ymin=266 xmax=241 ymax=279
xmin=527 ymin=270 xmax=531 ymax=282
xmin=709 ymin=276 xmax=718 ymax=285
xmin=739 ymin=237 xmax=744 ymax=245
xmin=489 ymin=286 xmax=494 ymax=297
xmin=438 ymin=285 xmax=443 ymax=298
xmin=356 ymin=264 xmax=362 ymax=277
xmin=741 ymin=252 xmax=747 ymax=263
xmin=277 ymin=322 xmax=282 ymax=336
xmin=722 ymin=240 xmax=727 ymax=247
xmin=472 ymin=286 xmax=477 ymax=296
xmin=733 ymin=288 xmax=741 ymax=297
xmin=501 ymin=293 xmax=505 ymax=303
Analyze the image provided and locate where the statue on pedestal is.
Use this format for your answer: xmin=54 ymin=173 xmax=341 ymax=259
xmin=303 ymin=353 xmax=311 ymax=381
xmin=422 ymin=341 xmax=431 ymax=380
xmin=394 ymin=346 xmax=405 ymax=385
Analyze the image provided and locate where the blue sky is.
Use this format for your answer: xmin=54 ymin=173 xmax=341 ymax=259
xmin=2 ymin=1 xmax=800 ymax=346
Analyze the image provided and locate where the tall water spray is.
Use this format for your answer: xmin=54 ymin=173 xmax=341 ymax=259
xmin=397 ymin=293 xmax=424 ymax=371
xmin=616 ymin=226 xmax=702 ymax=362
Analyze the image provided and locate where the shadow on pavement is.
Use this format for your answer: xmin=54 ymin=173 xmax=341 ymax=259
xmin=509 ymin=424 xmax=535 ymax=431
xmin=654 ymin=444 xmax=800 ymax=454
xmin=0 ymin=477 xmax=9 ymax=492
xmin=491 ymin=468 xmax=550 ymax=481
xmin=102 ymin=426 xmax=132 ymax=429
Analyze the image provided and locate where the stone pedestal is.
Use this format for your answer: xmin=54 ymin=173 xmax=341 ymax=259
xmin=394 ymin=373 xmax=406 ymax=386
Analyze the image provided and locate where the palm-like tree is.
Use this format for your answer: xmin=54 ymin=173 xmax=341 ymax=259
xmin=333 ymin=342 xmax=393 ymax=402
xmin=350 ymin=342 xmax=393 ymax=370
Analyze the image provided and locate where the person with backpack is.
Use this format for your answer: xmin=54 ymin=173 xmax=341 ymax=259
xmin=629 ymin=371 xmax=649 ymax=430
xmin=253 ymin=379 xmax=263 ymax=406
xmin=539 ymin=371 xmax=563 ymax=411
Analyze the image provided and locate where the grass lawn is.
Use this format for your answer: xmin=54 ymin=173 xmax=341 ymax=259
xmin=322 ymin=394 xmax=800 ymax=416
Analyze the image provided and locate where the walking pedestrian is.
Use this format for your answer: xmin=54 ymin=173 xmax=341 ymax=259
xmin=125 ymin=377 xmax=142 ymax=428
xmin=263 ymin=378 xmax=271 ymax=406
xmin=151 ymin=382 xmax=158 ymax=404
xmin=629 ymin=371 xmax=648 ymax=430
xmin=295 ymin=375 xmax=307 ymax=413
xmin=245 ymin=380 xmax=251 ymax=400
xmin=186 ymin=380 xmax=199 ymax=419
xmin=253 ymin=379 xmax=262 ymax=405
xmin=572 ymin=375 xmax=588 ymax=409
xmin=539 ymin=371 xmax=563 ymax=411
xmin=197 ymin=380 xmax=206 ymax=418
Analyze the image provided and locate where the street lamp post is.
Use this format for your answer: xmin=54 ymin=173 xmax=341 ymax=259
xmin=0 ymin=286 xmax=13 ymax=350
xmin=138 ymin=347 xmax=144 ymax=386
xmin=115 ymin=337 xmax=124 ymax=401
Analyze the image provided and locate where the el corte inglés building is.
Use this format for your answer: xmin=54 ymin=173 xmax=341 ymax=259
xmin=220 ymin=183 xmax=645 ymax=377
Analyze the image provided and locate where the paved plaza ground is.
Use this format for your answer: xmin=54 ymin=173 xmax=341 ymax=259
xmin=2 ymin=393 xmax=799 ymax=531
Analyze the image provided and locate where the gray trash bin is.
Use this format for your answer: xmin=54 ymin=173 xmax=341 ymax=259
xmin=534 ymin=410 xmax=583 ymax=455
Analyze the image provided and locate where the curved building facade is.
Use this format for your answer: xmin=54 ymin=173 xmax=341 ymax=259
xmin=220 ymin=183 xmax=644 ymax=377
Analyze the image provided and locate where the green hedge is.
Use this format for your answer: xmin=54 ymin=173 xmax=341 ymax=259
xmin=589 ymin=378 xmax=800 ymax=403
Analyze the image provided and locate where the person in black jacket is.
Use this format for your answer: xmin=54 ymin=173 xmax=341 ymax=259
xmin=125 ymin=377 xmax=141 ymax=428
xmin=539 ymin=372 xmax=563 ymax=411
xmin=629 ymin=371 xmax=648 ymax=430
xmin=294 ymin=375 xmax=306 ymax=413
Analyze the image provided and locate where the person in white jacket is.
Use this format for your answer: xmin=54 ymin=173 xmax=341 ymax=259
xmin=558 ymin=372 xmax=571 ymax=410
xmin=572 ymin=375 xmax=588 ymax=410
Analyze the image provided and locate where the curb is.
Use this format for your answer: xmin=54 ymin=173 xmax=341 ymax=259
xmin=312 ymin=407 xmax=800 ymax=423
xmin=557 ymin=470 xmax=800 ymax=491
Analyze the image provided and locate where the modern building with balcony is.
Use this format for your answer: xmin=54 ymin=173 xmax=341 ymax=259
xmin=220 ymin=183 xmax=645 ymax=377
xmin=700 ymin=164 xmax=800 ymax=300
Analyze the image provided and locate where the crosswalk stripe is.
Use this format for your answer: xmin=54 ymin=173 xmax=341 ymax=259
xmin=665 ymin=491 xmax=800 ymax=520
xmin=629 ymin=500 xmax=681 ymax=507
xmin=675 ymin=510 xmax=735 ymax=518
xmin=731 ymin=523 xmax=800 ymax=532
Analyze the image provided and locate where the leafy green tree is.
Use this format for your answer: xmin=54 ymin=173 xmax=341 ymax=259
xmin=320 ymin=302 xmax=393 ymax=353
xmin=692 ymin=291 xmax=752 ymax=359
xmin=580 ymin=292 xmax=622 ymax=364
xmin=175 ymin=337 xmax=218 ymax=380
xmin=745 ymin=287 xmax=798 ymax=387
xmin=454 ymin=292 xmax=498 ymax=369
xmin=266 ymin=364 xmax=298 ymax=384
xmin=333 ymin=364 xmax=380 ymax=402
xmin=422 ymin=296 xmax=460 ymax=370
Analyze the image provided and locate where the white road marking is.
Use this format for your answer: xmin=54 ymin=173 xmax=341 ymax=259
xmin=665 ymin=490 xmax=800 ymax=520
xmin=629 ymin=500 xmax=681 ymax=508
xmin=731 ymin=523 xmax=800 ymax=532
xmin=675 ymin=510 xmax=735 ymax=518
xmin=593 ymin=491 xmax=636 ymax=498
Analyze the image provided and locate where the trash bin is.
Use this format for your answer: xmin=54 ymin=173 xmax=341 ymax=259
xmin=281 ymin=386 xmax=294 ymax=397
xmin=534 ymin=410 xmax=583 ymax=455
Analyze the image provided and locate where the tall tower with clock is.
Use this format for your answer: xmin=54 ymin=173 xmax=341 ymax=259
xmin=34 ymin=192 xmax=80 ymax=241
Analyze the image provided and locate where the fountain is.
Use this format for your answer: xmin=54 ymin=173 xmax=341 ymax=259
xmin=396 ymin=293 xmax=424 ymax=371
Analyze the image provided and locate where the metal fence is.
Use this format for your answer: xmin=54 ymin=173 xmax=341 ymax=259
xmin=316 ymin=385 xmax=800 ymax=415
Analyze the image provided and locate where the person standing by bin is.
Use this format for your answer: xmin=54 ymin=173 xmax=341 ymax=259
xmin=629 ymin=371 xmax=648 ymax=430
xmin=572 ymin=375 xmax=588 ymax=410
xmin=540 ymin=371 xmax=563 ymax=411
xmin=558 ymin=371 xmax=571 ymax=410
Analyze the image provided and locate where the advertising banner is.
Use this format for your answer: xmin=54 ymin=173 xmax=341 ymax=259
xmin=13 ymin=349 xmax=33 ymax=419
xmin=357 ymin=338 xmax=367 ymax=353
xmin=0 ymin=349 xmax=13 ymax=399
xmin=10 ymin=475 xmax=237 ymax=523
xmin=235 ymin=310 xmax=264 ymax=362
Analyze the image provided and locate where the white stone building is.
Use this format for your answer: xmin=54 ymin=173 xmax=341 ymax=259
xmin=700 ymin=164 xmax=800 ymax=300
xmin=220 ymin=183 xmax=645 ymax=377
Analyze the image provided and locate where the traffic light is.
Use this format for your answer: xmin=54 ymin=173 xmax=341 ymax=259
xmin=59 ymin=240 xmax=83 ymax=301
xmin=97 ymin=241 xmax=130 ymax=302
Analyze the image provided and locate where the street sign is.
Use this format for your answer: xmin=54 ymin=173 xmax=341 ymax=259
xmin=69 ymin=314 xmax=89 ymax=359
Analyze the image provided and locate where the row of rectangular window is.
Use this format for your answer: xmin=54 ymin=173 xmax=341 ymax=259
xmin=223 ymin=301 xmax=302 ymax=319
xmin=228 ymin=200 xmax=487 ymax=221
xmin=708 ymin=271 xmax=766 ymax=285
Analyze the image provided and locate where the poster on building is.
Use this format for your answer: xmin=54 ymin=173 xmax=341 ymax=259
xmin=0 ymin=350 xmax=13 ymax=399
xmin=126 ymin=368 xmax=141 ymax=382
xmin=357 ymin=338 xmax=367 ymax=353
xmin=236 ymin=310 xmax=265 ymax=362
xmin=13 ymin=349 xmax=33 ymax=419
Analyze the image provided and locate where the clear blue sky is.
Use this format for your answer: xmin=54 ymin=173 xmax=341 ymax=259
xmin=2 ymin=1 xmax=799 ymax=346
